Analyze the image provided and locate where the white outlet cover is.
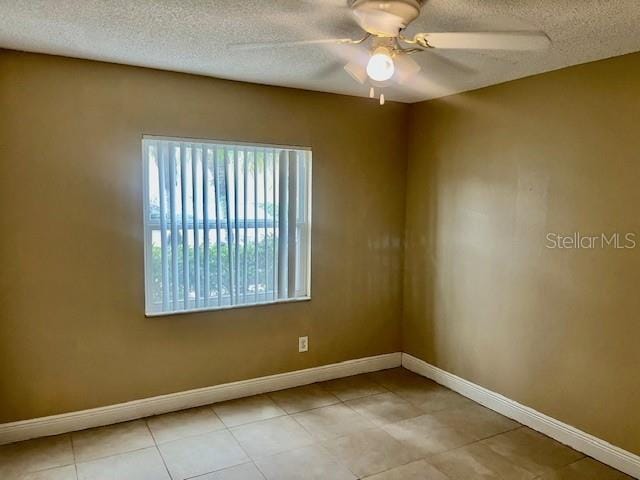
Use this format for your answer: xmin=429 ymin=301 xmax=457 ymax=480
xmin=298 ymin=336 xmax=308 ymax=352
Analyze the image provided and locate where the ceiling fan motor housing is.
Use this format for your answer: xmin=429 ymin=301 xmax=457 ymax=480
xmin=350 ymin=0 xmax=423 ymax=37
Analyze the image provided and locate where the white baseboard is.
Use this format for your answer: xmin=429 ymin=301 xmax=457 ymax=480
xmin=0 ymin=352 xmax=401 ymax=446
xmin=402 ymin=353 xmax=640 ymax=479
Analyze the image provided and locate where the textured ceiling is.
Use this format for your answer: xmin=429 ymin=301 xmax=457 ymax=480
xmin=1 ymin=1 xmax=639 ymax=103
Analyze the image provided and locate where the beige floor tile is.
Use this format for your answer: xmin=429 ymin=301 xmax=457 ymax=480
xmin=0 ymin=434 xmax=74 ymax=479
xmin=393 ymin=381 xmax=473 ymax=414
xmin=255 ymin=444 xmax=356 ymax=480
xmin=193 ymin=462 xmax=265 ymax=479
xmin=230 ymin=416 xmax=314 ymax=458
xmin=158 ymin=429 xmax=248 ymax=479
xmin=76 ymin=446 xmax=170 ymax=480
xmin=320 ymin=374 xmax=387 ymax=401
xmin=213 ymin=395 xmax=285 ymax=427
xmin=481 ymin=427 xmax=584 ymax=476
xmin=4 ymin=371 xmax=612 ymax=480
xmin=537 ymin=457 xmax=633 ymax=479
xmin=426 ymin=403 xmax=519 ymax=440
xmin=382 ymin=413 xmax=476 ymax=456
xmin=21 ymin=465 xmax=77 ymax=480
xmin=292 ymin=403 xmax=376 ymax=441
xmin=367 ymin=368 xmax=434 ymax=391
xmin=147 ymin=406 xmax=225 ymax=444
xmin=322 ymin=427 xmax=423 ymax=478
xmin=71 ymin=419 xmax=155 ymax=463
xmin=345 ymin=392 xmax=424 ymax=426
xmin=268 ymin=384 xmax=339 ymax=414
xmin=363 ymin=459 xmax=450 ymax=480
xmin=429 ymin=442 xmax=536 ymax=479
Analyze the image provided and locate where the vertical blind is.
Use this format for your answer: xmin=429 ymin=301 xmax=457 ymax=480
xmin=142 ymin=136 xmax=311 ymax=315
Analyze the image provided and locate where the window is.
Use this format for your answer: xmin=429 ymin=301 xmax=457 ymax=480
xmin=142 ymin=136 xmax=311 ymax=315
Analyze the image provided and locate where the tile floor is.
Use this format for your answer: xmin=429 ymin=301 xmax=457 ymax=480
xmin=0 ymin=368 xmax=632 ymax=480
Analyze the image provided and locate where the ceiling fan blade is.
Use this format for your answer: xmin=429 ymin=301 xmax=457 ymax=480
xmin=228 ymin=38 xmax=355 ymax=51
xmin=396 ymin=70 xmax=457 ymax=101
xmin=423 ymin=50 xmax=476 ymax=75
xmin=315 ymin=60 xmax=347 ymax=79
xmin=416 ymin=31 xmax=551 ymax=51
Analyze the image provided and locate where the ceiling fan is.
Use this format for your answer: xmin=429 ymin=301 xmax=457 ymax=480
xmin=230 ymin=0 xmax=551 ymax=104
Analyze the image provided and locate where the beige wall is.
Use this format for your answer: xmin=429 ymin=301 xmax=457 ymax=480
xmin=404 ymin=52 xmax=640 ymax=454
xmin=0 ymin=50 xmax=407 ymax=422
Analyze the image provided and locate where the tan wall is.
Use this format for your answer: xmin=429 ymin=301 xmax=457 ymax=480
xmin=0 ymin=50 xmax=407 ymax=422
xmin=404 ymin=52 xmax=640 ymax=454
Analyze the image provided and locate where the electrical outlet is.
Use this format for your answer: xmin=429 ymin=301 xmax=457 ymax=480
xmin=298 ymin=336 xmax=308 ymax=353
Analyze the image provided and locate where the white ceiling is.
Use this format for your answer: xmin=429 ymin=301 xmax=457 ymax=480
xmin=1 ymin=1 xmax=639 ymax=103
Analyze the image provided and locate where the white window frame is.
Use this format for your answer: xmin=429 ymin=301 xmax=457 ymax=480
xmin=142 ymin=135 xmax=312 ymax=316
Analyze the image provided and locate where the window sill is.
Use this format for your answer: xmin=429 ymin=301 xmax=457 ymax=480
xmin=145 ymin=296 xmax=311 ymax=317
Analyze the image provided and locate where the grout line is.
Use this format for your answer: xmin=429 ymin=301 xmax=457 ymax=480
xmin=222 ymin=414 xmax=288 ymax=431
xmin=69 ymin=433 xmax=79 ymax=479
xmin=225 ymin=420 xmax=255 ymax=462
xmin=76 ymin=445 xmax=157 ymax=463
xmin=182 ymin=461 xmax=265 ymax=480
xmin=211 ymin=395 xmax=287 ymax=429
xmin=145 ymin=418 xmax=174 ymax=480
xmin=266 ymin=381 xmax=342 ymax=413
xmin=151 ymin=425 xmax=229 ymax=444
xmin=69 ymin=431 xmax=78 ymax=464
xmin=286 ymin=408 xmax=322 ymax=441
xmin=12 ymin=463 xmax=78 ymax=479
xmin=251 ymin=458 xmax=269 ymax=480
xmin=288 ymin=371 xmax=533 ymax=479
xmin=143 ymin=409 xmax=229 ymax=445
xmin=476 ymin=428 xmax=588 ymax=479
xmin=286 ymin=398 xmax=385 ymax=478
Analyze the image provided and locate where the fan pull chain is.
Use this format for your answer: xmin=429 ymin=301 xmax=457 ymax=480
xmin=368 ymin=87 xmax=385 ymax=106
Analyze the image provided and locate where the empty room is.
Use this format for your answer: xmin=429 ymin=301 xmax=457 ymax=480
xmin=1 ymin=1 xmax=639 ymax=479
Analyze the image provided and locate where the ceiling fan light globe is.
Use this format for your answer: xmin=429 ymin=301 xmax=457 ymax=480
xmin=366 ymin=52 xmax=395 ymax=81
